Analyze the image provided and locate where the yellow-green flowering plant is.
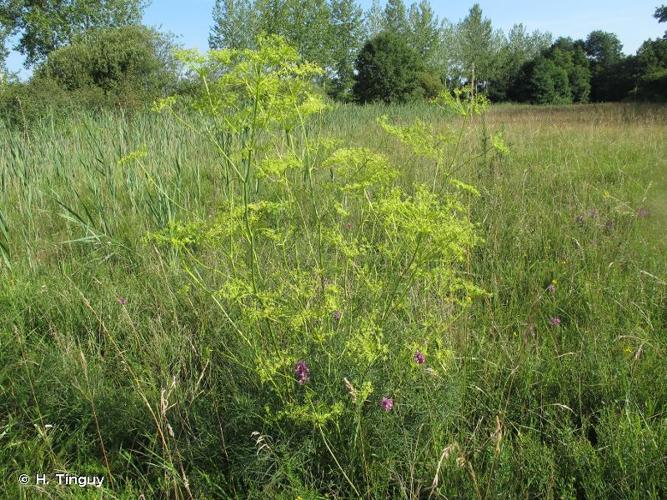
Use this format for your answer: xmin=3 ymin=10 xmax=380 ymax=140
xmin=149 ymin=36 xmax=501 ymax=492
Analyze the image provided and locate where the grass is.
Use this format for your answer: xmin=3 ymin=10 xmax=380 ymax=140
xmin=0 ymin=101 xmax=666 ymax=498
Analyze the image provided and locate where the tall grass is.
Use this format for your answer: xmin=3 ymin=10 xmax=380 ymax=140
xmin=1 ymin=98 xmax=666 ymax=498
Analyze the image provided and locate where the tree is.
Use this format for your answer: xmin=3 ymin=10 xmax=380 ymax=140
xmin=0 ymin=27 xmax=9 ymax=77
xmin=209 ymin=0 xmax=256 ymax=49
xmin=509 ymin=37 xmax=590 ymax=104
xmin=353 ymin=31 xmax=423 ymax=103
xmin=253 ymin=0 xmax=333 ymax=71
xmin=637 ymin=37 xmax=667 ymax=73
xmin=634 ymin=37 xmax=667 ymax=100
xmin=585 ymin=30 xmax=623 ymax=67
xmin=365 ymin=0 xmax=383 ymax=38
xmin=329 ymin=0 xmax=364 ymax=100
xmin=6 ymin=0 xmax=149 ymax=67
xmin=656 ymin=5 xmax=667 ymax=38
xmin=208 ymin=0 xmax=366 ymax=99
xmin=433 ymin=20 xmax=458 ymax=87
xmin=585 ymin=31 xmax=625 ymax=101
xmin=569 ymin=44 xmax=591 ymax=102
xmin=529 ymin=57 xmax=571 ymax=104
xmin=455 ymin=4 xmax=502 ymax=88
xmin=1 ymin=1 xmax=21 ymax=73
xmin=489 ymin=23 xmax=552 ymax=101
xmin=383 ymin=0 xmax=408 ymax=36
xmin=407 ymin=0 xmax=440 ymax=64
xmin=656 ymin=5 xmax=667 ymax=23
xmin=546 ymin=39 xmax=590 ymax=103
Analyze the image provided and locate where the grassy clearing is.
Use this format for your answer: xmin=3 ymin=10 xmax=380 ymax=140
xmin=0 ymin=101 xmax=666 ymax=498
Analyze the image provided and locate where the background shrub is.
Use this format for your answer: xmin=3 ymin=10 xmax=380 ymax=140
xmin=36 ymin=25 xmax=179 ymax=106
xmin=0 ymin=25 xmax=179 ymax=127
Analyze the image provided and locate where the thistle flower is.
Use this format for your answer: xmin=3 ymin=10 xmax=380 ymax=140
xmin=295 ymin=360 xmax=310 ymax=385
xmin=380 ymin=397 xmax=393 ymax=412
xmin=414 ymin=350 xmax=425 ymax=365
xmin=549 ymin=316 xmax=561 ymax=326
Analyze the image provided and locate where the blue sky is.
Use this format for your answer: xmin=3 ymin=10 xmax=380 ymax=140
xmin=6 ymin=0 xmax=665 ymax=76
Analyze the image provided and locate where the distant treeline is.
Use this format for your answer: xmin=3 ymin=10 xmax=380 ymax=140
xmin=207 ymin=0 xmax=667 ymax=104
xmin=0 ymin=0 xmax=666 ymax=124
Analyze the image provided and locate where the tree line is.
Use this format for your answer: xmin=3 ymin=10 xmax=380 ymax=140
xmin=0 ymin=0 xmax=666 ymax=124
xmin=208 ymin=0 xmax=667 ymax=104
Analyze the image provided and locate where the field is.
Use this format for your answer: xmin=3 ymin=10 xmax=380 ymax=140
xmin=1 ymin=100 xmax=666 ymax=498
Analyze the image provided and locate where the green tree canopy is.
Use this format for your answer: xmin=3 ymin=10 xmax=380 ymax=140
xmin=209 ymin=0 xmax=364 ymax=99
xmin=383 ymin=0 xmax=408 ymax=35
xmin=529 ymin=57 xmax=570 ymax=104
xmin=585 ymin=30 xmax=623 ymax=67
xmin=353 ymin=30 xmax=423 ymax=103
xmin=656 ymin=4 xmax=667 ymax=23
xmin=364 ymin=0 xmax=383 ymax=38
xmin=584 ymin=31 xmax=625 ymax=101
xmin=328 ymin=0 xmax=364 ymax=100
xmin=509 ymin=37 xmax=590 ymax=104
xmin=407 ymin=0 xmax=440 ymax=64
xmin=209 ymin=0 xmax=256 ymax=50
xmin=656 ymin=4 xmax=667 ymax=37
xmin=634 ymin=36 xmax=667 ymax=100
xmin=488 ymin=23 xmax=552 ymax=101
xmin=454 ymin=4 xmax=503 ymax=87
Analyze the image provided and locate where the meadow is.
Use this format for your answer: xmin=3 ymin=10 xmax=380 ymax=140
xmin=1 ymin=70 xmax=666 ymax=499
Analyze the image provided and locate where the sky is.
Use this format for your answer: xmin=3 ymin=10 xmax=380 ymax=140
xmin=5 ymin=0 xmax=665 ymax=77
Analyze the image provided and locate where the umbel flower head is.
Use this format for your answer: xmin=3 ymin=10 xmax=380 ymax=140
xmin=380 ymin=397 xmax=394 ymax=412
xmin=294 ymin=360 xmax=310 ymax=385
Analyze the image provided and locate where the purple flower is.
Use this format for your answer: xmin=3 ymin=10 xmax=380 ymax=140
xmin=332 ymin=310 xmax=342 ymax=322
xmin=380 ymin=397 xmax=394 ymax=412
xmin=546 ymin=283 xmax=556 ymax=294
xmin=294 ymin=360 xmax=310 ymax=385
xmin=549 ymin=316 xmax=561 ymax=327
xmin=414 ymin=351 xmax=426 ymax=365
xmin=117 ymin=297 xmax=128 ymax=305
